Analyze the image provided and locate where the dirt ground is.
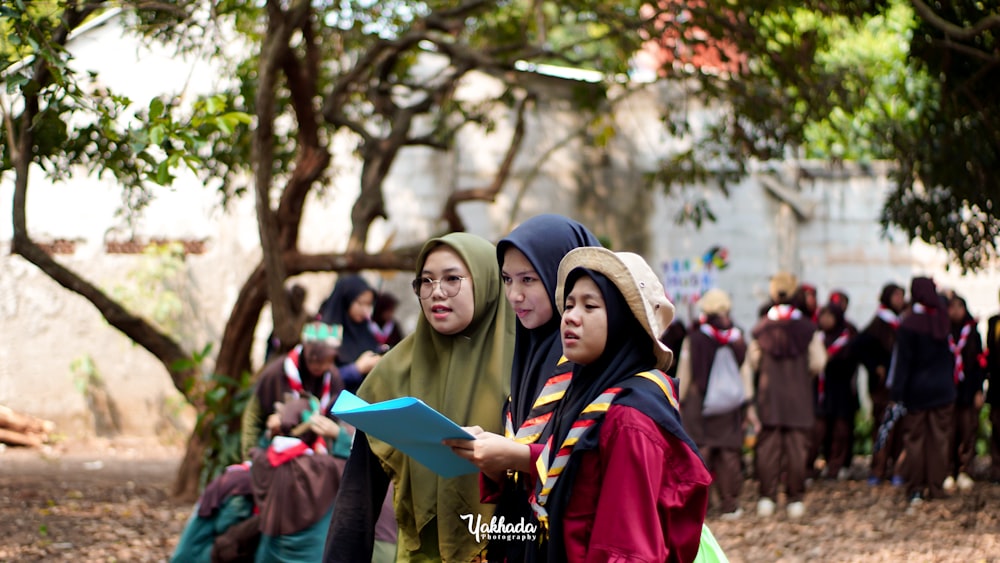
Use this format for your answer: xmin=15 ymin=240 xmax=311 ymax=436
xmin=1 ymin=440 xmax=999 ymax=562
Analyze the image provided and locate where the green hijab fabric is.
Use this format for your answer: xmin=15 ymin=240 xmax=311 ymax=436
xmin=358 ymin=232 xmax=514 ymax=562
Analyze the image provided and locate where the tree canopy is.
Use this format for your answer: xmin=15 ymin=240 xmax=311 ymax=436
xmin=656 ymin=0 xmax=999 ymax=270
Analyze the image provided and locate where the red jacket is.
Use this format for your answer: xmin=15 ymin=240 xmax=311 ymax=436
xmin=484 ymin=404 xmax=710 ymax=562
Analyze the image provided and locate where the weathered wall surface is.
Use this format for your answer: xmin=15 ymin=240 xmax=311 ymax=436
xmin=2 ymin=14 xmax=998 ymax=439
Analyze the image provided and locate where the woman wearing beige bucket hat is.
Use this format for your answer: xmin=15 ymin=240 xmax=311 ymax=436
xmin=529 ymin=247 xmax=711 ymax=562
xmin=445 ymin=246 xmax=720 ymax=562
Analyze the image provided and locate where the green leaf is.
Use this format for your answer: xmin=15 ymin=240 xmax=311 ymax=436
xmin=5 ymin=74 xmax=29 ymax=94
xmin=149 ymin=124 xmax=165 ymax=146
xmin=170 ymin=357 xmax=196 ymax=372
xmin=206 ymin=386 xmax=227 ymax=404
xmin=155 ymin=160 xmax=172 ymax=185
xmin=183 ymin=154 xmax=201 ymax=174
xmin=216 ymin=117 xmax=233 ymax=135
xmin=205 ymin=95 xmax=226 ymax=114
xmin=222 ymin=111 xmax=252 ymax=124
xmin=149 ymin=98 xmax=165 ymax=119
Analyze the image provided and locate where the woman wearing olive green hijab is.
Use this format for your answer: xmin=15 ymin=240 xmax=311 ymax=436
xmin=324 ymin=232 xmax=514 ymax=562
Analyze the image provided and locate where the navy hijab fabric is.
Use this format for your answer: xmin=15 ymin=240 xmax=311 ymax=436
xmin=496 ymin=214 xmax=601 ymax=429
xmin=319 ymin=275 xmax=380 ymax=365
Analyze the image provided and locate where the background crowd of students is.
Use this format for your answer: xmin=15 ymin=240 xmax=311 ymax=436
xmin=671 ymin=273 xmax=1000 ymax=521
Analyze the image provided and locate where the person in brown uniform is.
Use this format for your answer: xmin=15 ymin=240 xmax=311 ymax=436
xmin=743 ymin=272 xmax=826 ymax=519
xmin=889 ymin=277 xmax=956 ymax=505
xmin=677 ymin=288 xmax=752 ymax=519
xmin=943 ymin=294 xmax=985 ymax=493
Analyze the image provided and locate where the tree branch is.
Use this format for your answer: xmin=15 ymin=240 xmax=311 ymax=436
xmin=253 ymin=0 xmax=313 ymax=357
xmin=11 ymin=239 xmax=194 ymax=388
xmin=442 ymin=93 xmax=533 ymax=231
xmin=927 ymin=36 xmax=1000 ymax=64
xmin=503 ymin=82 xmax=650 ymax=229
xmin=322 ymin=33 xmax=426 ymax=124
xmin=10 ymin=2 xmax=196 ymax=395
xmin=0 ymin=95 xmax=18 ymax=163
xmin=329 ymin=114 xmax=375 ymax=145
xmin=405 ymin=135 xmax=451 ymax=150
xmin=132 ymin=1 xmax=190 ymax=19
xmin=288 ymin=246 xmax=423 ymax=273
xmin=276 ymin=10 xmax=331 ymax=251
xmin=911 ymin=0 xmax=1000 ymax=41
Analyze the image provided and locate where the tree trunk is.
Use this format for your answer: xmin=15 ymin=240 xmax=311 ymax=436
xmin=172 ymin=418 xmax=210 ymax=501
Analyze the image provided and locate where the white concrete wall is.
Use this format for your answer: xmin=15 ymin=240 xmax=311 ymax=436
xmin=649 ymin=165 xmax=1000 ymax=334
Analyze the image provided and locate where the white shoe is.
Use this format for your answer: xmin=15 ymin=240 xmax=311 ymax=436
xmin=786 ymin=501 xmax=806 ymax=519
xmin=757 ymin=497 xmax=776 ymax=517
xmin=837 ymin=468 xmax=850 ymax=481
xmin=957 ymin=472 xmax=974 ymax=491
xmin=719 ymin=508 xmax=743 ymax=521
xmin=943 ymin=475 xmax=956 ymax=492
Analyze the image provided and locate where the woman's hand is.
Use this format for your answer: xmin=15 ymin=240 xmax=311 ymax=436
xmin=265 ymin=401 xmax=285 ymax=437
xmin=356 ymin=351 xmax=381 ymax=375
xmin=308 ymin=413 xmax=341 ymax=439
xmin=444 ymin=426 xmax=531 ymax=483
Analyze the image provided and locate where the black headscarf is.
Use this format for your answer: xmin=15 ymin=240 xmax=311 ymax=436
xmin=536 ymin=269 xmax=700 ymax=561
xmin=902 ymin=276 xmax=949 ymax=341
xmin=949 ymin=294 xmax=975 ymax=329
xmin=319 ymin=275 xmax=380 ymax=364
xmin=496 ymin=214 xmax=601 ymax=429
xmin=880 ymin=283 xmax=904 ymax=313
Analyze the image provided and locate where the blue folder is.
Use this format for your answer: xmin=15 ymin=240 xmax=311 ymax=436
xmin=330 ymin=391 xmax=478 ymax=478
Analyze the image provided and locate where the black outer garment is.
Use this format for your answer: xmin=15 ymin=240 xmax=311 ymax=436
xmin=323 ymin=430 xmax=388 ymax=563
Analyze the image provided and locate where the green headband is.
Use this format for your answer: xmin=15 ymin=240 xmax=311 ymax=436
xmin=301 ymin=322 xmax=343 ymax=347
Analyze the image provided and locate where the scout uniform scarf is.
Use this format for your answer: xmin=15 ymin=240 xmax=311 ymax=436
xmin=949 ymin=321 xmax=975 ymax=383
xmin=283 ymin=345 xmax=334 ymax=412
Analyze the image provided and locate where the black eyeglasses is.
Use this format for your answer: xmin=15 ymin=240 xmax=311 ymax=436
xmin=412 ymin=275 xmax=466 ymax=299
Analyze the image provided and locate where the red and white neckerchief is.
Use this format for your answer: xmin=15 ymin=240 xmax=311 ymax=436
xmin=283 ymin=345 xmax=333 ymax=411
xmin=224 ymin=461 xmax=252 ymax=472
xmin=948 ymin=322 xmax=974 ymax=384
xmin=699 ymin=322 xmax=743 ymax=345
xmin=826 ymin=329 xmax=851 ymax=357
xmin=817 ymin=329 xmax=850 ymax=403
xmin=767 ymin=304 xmax=803 ymax=321
xmin=876 ymin=306 xmax=900 ymax=329
xmin=266 ymin=436 xmax=321 ymax=467
xmin=368 ymin=320 xmax=395 ymax=346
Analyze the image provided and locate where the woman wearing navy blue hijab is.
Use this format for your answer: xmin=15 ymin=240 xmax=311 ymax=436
xmin=319 ymin=275 xmax=382 ymax=392
xmin=498 ymin=214 xmax=602 ymax=433
xmin=449 ymin=214 xmax=600 ymax=562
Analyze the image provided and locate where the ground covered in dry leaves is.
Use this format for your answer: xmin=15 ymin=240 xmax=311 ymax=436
xmin=1 ymin=440 xmax=998 ymax=562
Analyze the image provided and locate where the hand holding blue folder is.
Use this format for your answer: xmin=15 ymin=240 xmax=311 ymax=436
xmin=330 ymin=391 xmax=479 ymax=478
